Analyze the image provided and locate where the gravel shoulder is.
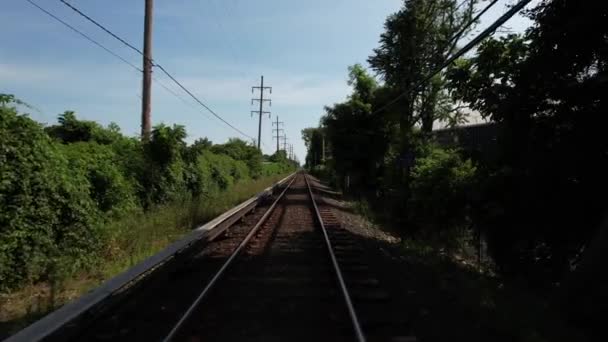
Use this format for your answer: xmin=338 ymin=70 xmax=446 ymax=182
xmin=308 ymin=175 xmax=588 ymax=342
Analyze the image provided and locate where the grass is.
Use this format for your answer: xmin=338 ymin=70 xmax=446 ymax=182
xmin=0 ymin=173 xmax=290 ymax=339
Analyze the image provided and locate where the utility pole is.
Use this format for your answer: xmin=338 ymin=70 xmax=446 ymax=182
xmin=251 ymin=76 xmax=272 ymax=150
xmin=141 ymin=0 xmax=153 ymax=140
xmin=281 ymin=135 xmax=288 ymax=153
xmin=272 ymin=116 xmax=284 ymax=154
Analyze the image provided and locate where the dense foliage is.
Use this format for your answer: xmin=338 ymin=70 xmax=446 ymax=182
xmin=407 ymin=145 xmax=476 ymax=243
xmin=0 ymin=99 xmax=295 ymax=291
xmin=304 ymin=1 xmax=607 ymax=334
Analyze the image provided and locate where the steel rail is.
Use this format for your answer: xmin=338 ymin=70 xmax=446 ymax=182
xmin=162 ymin=174 xmax=298 ymax=341
xmin=304 ymin=175 xmax=367 ymax=342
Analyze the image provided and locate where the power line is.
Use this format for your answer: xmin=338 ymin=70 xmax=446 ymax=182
xmin=57 ymin=0 xmax=256 ymax=141
xmin=155 ymin=64 xmax=255 ymax=140
xmin=59 ymin=0 xmax=145 ymax=57
xmin=372 ymin=0 xmax=532 ymax=116
xmin=445 ymin=0 xmax=500 ymax=49
xmin=25 ymin=0 xmax=142 ymax=73
xmin=25 ymin=0 xmax=220 ymax=127
xmin=151 ymin=76 xmax=219 ymax=124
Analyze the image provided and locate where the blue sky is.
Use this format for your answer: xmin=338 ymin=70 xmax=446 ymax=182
xmin=0 ymin=0 xmax=537 ymax=160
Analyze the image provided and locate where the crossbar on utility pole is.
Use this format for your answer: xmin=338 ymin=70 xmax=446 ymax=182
xmin=141 ymin=0 xmax=153 ymax=140
xmin=272 ymin=116 xmax=284 ymax=154
xmin=251 ymin=75 xmax=272 ymax=150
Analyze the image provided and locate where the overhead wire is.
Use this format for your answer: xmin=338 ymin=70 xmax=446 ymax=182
xmin=371 ymin=0 xmax=532 ymax=116
xmin=25 ymin=0 xmax=142 ymax=73
xmin=59 ymin=0 xmax=144 ymax=57
xmin=154 ymin=64 xmax=255 ymax=140
xmin=151 ymin=76 xmax=220 ymax=125
xmin=445 ymin=0 xmax=500 ymax=49
xmin=25 ymin=0 xmax=221 ymax=126
xmin=56 ymin=0 xmax=256 ymax=141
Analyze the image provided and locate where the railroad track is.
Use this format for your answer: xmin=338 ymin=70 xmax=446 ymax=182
xmin=162 ymin=173 xmax=366 ymax=341
xmin=27 ymin=173 xmax=411 ymax=341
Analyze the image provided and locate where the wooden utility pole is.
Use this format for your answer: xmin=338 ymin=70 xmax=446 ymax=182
xmin=272 ymin=116 xmax=284 ymax=154
xmin=251 ymin=76 xmax=272 ymax=150
xmin=141 ymin=0 xmax=154 ymax=140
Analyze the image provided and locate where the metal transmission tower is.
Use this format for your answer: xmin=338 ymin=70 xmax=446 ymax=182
xmin=281 ymin=135 xmax=288 ymax=153
xmin=251 ymin=75 xmax=272 ymax=150
xmin=272 ymin=116 xmax=284 ymax=154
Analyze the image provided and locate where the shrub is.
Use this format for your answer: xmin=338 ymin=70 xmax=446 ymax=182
xmin=141 ymin=125 xmax=189 ymax=206
xmin=211 ymin=138 xmax=263 ymax=177
xmin=407 ymin=145 xmax=477 ymax=245
xmin=188 ymin=152 xmax=219 ymax=197
xmin=0 ymin=104 xmax=100 ymax=290
xmin=0 ymin=95 xmax=294 ymax=292
xmin=58 ymin=142 xmax=138 ymax=217
xmin=231 ymin=160 xmax=250 ymax=182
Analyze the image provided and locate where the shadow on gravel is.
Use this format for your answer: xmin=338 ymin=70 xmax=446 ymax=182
xmin=307 ymin=178 xmax=591 ymax=342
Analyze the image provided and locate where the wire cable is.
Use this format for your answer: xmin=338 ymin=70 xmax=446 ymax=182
xmin=152 ymin=76 xmax=221 ymax=125
xmin=155 ymin=64 xmax=255 ymax=140
xmin=25 ymin=0 xmax=218 ymax=125
xmin=59 ymin=0 xmax=145 ymax=57
xmin=58 ymin=0 xmax=256 ymax=141
xmin=372 ymin=0 xmax=532 ymax=115
xmin=445 ymin=0 xmax=500 ymax=49
xmin=26 ymin=0 xmax=142 ymax=73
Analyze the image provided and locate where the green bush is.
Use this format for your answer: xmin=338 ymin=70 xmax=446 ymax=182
xmin=141 ymin=124 xmax=189 ymax=205
xmin=206 ymin=151 xmax=236 ymax=190
xmin=212 ymin=138 xmax=263 ymax=177
xmin=188 ymin=151 xmax=220 ymax=197
xmin=407 ymin=145 xmax=477 ymax=244
xmin=0 ymin=105 xmax=100 ymax=290
xmin=231 ymin=160 xmax=250 ymax=182
xmin=0 ymin=95 xmax=295 ymax=292
xmin=58 ymin=142 xmax=138 ymax=217
xmin=261 ymin=161 xmax=293 ymax=177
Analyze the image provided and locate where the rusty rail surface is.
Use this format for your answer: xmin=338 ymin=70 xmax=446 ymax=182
xmin=304 ymin=174 xmax=366 ymax=342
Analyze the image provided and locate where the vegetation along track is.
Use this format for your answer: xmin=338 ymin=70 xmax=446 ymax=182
xmin=43 ymin=173 xmax=412 ymax=341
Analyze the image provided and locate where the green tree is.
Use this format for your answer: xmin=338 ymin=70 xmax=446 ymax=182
xmin=446 ymin=0 xmax=608 ymax=284
xmin=322 ymin=64 xmax=390 ymax=192
xmin=368 ymin=0 xmax=476 ymax=148
xmin=141 ymin=124 xmax=189 ymax=205
xmin=0 ymin=99 xmax=100 ymax=290
xmin=301 ymin=127 xmax=324 ymax=169
xmin=211 ymin=138 xmax=263 ymax=178
xmin=45 ymin=111 xmax=123 ymax=145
